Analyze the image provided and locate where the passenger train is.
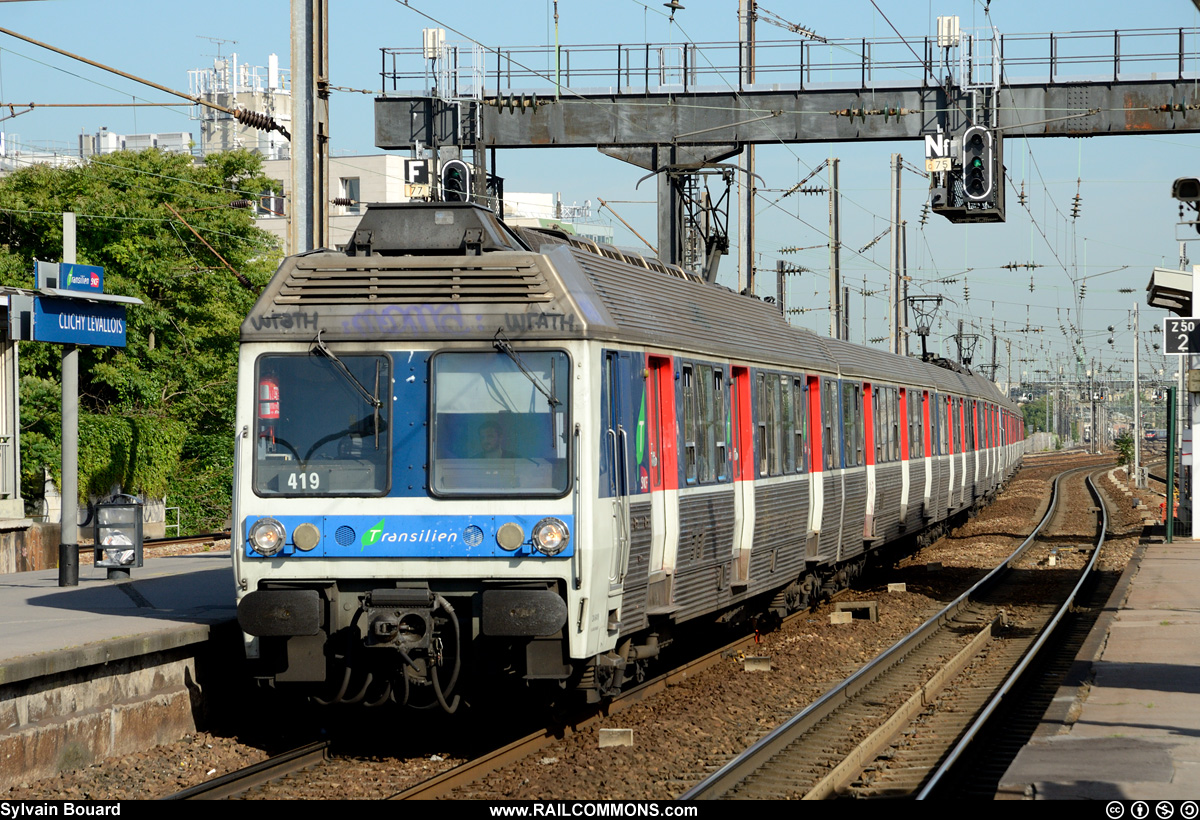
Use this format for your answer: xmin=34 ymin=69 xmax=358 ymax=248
xmin=232 ymin=202 xmax=1025 ymax=711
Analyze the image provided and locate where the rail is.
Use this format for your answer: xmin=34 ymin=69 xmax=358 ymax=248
xmin=382 ymin=27 xmax=1200 ymax=98
xmin=163 ymin=741 xmax=330 ymax=800
xmin=679 ymin=464 xmax=1086 ymax=800
xmin=916 ymin=466 xmax=1109 ymax=798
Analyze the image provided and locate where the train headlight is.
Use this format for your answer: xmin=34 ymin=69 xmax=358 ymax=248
xmin=497 ymin=522 xmax=525 ymax=551
xmin=248 ymin=518 xmax=287 ymax=557
xmin=531 ymin=518 xmax=570 ymax=556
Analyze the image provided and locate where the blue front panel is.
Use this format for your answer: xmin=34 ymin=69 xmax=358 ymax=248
xmin=390 ymin=351 xmax=431 ymax=497
xmin=243 ymin=514 xmax=575 ymax=559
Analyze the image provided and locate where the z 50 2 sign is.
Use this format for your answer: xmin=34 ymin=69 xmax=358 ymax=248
xmin=1164 ymin=317 xmax=1200 ymax=354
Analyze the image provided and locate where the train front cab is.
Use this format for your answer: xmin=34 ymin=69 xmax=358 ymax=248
xmin=233 ymin=340 xmax=585 ymax=709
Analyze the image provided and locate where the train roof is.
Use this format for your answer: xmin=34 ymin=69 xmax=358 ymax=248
xmin=241 ymin=203 xmax=1016 ymax=409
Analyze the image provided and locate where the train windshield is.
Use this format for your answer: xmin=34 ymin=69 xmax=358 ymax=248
xmin=430 ymin=350 xmax=570 ymax=497
xmin=253 ymin=353 xmax=391 ymax=496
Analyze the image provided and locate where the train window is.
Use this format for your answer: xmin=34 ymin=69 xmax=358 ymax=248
xmin=841 ymin=382 xmax=863 ymax=468
xmin=754 ymin=373 xmax=766 ymax=476
xmin=683 ymin=365 xmax=697 ymax=484
xmin=697 ymin=364 xmax=717 ymax=483
xmin=253 ymin=353 xmax=391 ymax=496
xmin=766 ymin=375 xmax=781 ymax=475
xmin=683 ymin=363 xmax=727 ymax=484
xmin=822 ymin=379 xmax=839 ymax=470
xmin=793 ymin=378 xmax=807 ymax=473
xmin=712 ymin=369 xmax=728 ymax=480
xmin=908 ymin=390 xmax=924 ymax=459
xmin=890 ymin=389 xmax=901 ymax=462
xmin=780 ymin=375 xmax=794 ymax=473
xmin=874 ymin=386 xmax=900 ymax=465
xmin=872 ymin=387 xmax=883 ymax=465
xmin=940 ymin=396 xmax=949 ymax=456
xmin=430 ymin=350 xmax=570 ymax=497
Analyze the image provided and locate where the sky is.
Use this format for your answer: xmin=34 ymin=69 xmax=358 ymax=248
xmin=2 ymin=0 xmax=1200 ymax=398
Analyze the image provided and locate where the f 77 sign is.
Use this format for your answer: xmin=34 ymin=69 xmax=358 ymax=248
xmin=1164 ymin=317 xmax=1200 ymax=354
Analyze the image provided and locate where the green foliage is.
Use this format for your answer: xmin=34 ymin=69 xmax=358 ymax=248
xmin=0 ymin=149 xmax=281 ymax=530
xmin=1115 ymin=430 xmax=1135 ymax=466
xmin=1022 ymin=400 xmax=1048 ymax=433
xmin=77 ymin=414 xmax=188 ymax=499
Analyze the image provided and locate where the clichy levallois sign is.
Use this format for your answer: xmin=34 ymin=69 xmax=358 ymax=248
xmin=7 ymin=262 xmax=141 ymax=347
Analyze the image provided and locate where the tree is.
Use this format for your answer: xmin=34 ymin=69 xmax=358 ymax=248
xmin=1114 ymin=430 xmax=1134 ymax=466
xmin=1022 ymin=400 xmax=1047 ymax=434
xmin=0 ymin=148 xmax=280 ymax=530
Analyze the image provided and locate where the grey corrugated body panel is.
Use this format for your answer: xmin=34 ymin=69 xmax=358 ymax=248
xmin=841 ymin=470 xmax=868 ymax=559
xmin=618 ymin=501 xmax=653 ymax=636
xmin=909 ymin=466 xmax=927 ymax=522
xmin=873 ymin=463 xmax=904 ymax=541
xmin=673 ymin=492 xmax=737 ymax=622
xmin=817 ymin=473 xmax=843 ymax=563
xmin=750 ymin=481 xmax=810 ymax=592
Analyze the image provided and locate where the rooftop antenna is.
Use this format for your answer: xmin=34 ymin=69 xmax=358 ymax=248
xmin=663 ymin=0 xmax=684 ymax=22
xmin=197 ymin=36 xmax=238 ymax=60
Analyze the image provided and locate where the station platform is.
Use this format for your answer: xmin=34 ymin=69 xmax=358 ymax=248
xmin=1000 ymin=536 xmax=1200 ymax=799
xmin=0 ymin=551 xmax=239 ymax=790
xmin=0 ymin=551 xmax=236 ymax=674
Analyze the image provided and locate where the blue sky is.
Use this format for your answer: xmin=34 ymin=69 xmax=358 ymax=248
xmin=3 ymin=0 xmax=1200 ymax=393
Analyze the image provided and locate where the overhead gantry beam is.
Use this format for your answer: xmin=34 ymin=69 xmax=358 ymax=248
xmin=376 ymin=79 xmax=1200 ymax=151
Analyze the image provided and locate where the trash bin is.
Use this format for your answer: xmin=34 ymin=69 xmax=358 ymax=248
xmin=94 ymin=496 xmax=143 ymax=580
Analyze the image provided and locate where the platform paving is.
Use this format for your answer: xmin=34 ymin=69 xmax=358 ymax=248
xmin=0 ymin=551 xmax=236 ymax=681
xmin=1000 ymin=540 xmax=1200 ymax=799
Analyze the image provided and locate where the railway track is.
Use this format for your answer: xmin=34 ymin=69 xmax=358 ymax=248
xmin=159 ymin=459 xmax=1122 ymax=801
xmin=164 ymin=617 xmax=795 ymax=800
xmin=162 ymin=741 xmax=330 ymax=800
xmin=143 ymin=531 xmax=230 ymax=551
xmin=680 ymin=464 xmax=1110 ymax=800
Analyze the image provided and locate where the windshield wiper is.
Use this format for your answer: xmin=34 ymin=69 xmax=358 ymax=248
xmin=493 ymin=328 xmax=561 ymax=408
xmin=312 ymin=330 xmax=383 ymax=449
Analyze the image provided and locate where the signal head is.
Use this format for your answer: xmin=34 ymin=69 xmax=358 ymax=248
xmin=440 ymin=159 xmax=471 ymax=203
xmin=1173 ymin=177 xmax=1200 ymax=202
xmin=961 ymin=125 xmax=994 ymax=204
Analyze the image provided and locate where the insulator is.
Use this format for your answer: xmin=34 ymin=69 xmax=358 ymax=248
xmin=234 ymin=108 xmax=275 ymax=131
xmin=331 ymin=197 xmax=354 ymax=206
xmin=229 ymin=199 xmax=253 ymax=209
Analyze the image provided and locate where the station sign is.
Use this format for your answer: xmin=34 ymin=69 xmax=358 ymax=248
xmin=8 ymin=294 xmax=127 ymax=347
xmin=1163 ymin=317 xmax=1200 ymax=355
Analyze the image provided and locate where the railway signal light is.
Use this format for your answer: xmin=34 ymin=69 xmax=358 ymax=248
xmin=962 ymin=126 xmax=993 ymax=204
xmin=440 ymin=159 xmax=471 ymax=203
